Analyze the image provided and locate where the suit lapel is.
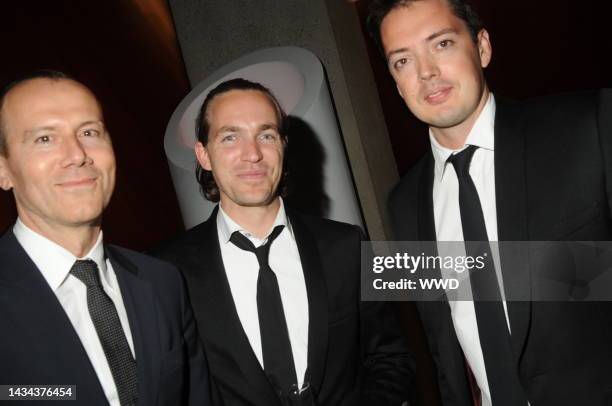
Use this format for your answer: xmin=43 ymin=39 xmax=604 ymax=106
xmin=417 ymin=153 xmax=437 ymax=243
xmin=187 ymin=210 xmax=281 ymax=406
xmin=494 ymin=97 xmax=531 ymax=363
xmin=106 ymin=246 xmax=160 ymax=406
xmin=286 ymin=211 xmax=328 ymax=395
xmin=0 ymin=232 xmax=107 ymax=403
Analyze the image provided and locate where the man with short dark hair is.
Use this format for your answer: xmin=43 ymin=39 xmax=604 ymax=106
xmin=368 ymin=0 xmax=612 ymax=405
xmin=0 ymin=71 xmax=211 ymax=406
xmin=153 ymin=78 xmax=414 ymax=406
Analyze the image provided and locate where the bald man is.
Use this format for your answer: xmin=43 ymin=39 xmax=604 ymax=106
xmin=0 ymin=71 xmax=211 ymax=406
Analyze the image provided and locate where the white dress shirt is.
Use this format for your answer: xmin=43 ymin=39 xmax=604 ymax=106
xmin=13 ymin=219 xmax=134 ymax=406
xmin=430 ymin=94 xmax=512 ymax=406
xmin=217 ymin=198 xmax=309 ymax=389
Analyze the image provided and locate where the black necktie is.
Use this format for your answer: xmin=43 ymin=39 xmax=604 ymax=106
xmin=229 ymin=225 xmax=298 ymax=398
xmin=448 ymin=145 xmax=527 ymax=405
xmin=70 ymin=259 xmax=138 ymax=406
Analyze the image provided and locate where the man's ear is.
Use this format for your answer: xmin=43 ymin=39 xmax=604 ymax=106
xmin=477 ymin=28 xmax=492 ymax=68
xmin=0 ymin=156 xmax=14 ymax=191
xmin=195 ymin=141 xmax=212 ymax=171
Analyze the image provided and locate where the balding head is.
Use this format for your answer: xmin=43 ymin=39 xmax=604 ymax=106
xmin=0 ymin=70 xmax=98 ymax=156
xmin=0 ymin=71 xmax=116 ymax=238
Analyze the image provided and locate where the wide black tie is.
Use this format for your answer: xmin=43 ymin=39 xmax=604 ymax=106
xmin=70 ymin=259 xmax=138 ymax=406
xmin=229 ymin=225 xmax=298 ymax=398
xmin=448 ymin=145 xmax=527 ymax=405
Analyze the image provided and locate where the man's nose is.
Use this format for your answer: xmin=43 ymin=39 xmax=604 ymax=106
xmin=417 ymin=55 xmax=440 ymax=81
xmin=242 ymin=138 xmax=263 ymax=162
xmin=61 ymin=135 xmax=90 ymax=167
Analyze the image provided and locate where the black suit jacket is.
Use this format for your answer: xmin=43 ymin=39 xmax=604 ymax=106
xmin=0 ymin=230 xmax=211 ymax=406
xmin=153 ymin=207 xmax=414 ymax=406
xmin=388 ymin=90 xmax=612 ymax=406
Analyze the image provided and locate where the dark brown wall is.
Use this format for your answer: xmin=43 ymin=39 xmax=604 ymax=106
xmin=0 ymin=0 xmax=190 ymax=250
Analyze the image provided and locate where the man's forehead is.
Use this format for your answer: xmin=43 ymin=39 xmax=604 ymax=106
xmin=211 ymin=89 xmax=275 ymax=109
xmin=208 ymin=89 xmax=278 ymax=125
xmin=6 ymin=78 xmax=96 ymax=106
xmin=382 ymin=0 xmax=464 ymax=46
xmin=3 ymin=78 xmax=101 ymax=119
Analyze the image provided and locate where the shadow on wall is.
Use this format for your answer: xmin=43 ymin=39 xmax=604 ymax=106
xmin=284 ymin=116 xmax=330 ymax=218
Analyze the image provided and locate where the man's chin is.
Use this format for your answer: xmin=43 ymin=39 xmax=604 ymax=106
xmin=238 ymin=198 xmax=277 ymax=208
xmin=233 ymin=192 xmax=279 ymax=208
xmin=423 ymin=110 xmax=468 ymax=130
xmin=60 ymin=207 xmax=104 ymax=227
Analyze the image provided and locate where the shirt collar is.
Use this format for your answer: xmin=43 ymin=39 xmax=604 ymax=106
xmin=216 ymin=197 xmax=294 ymax=245
xmin=429 ymin=93 xmax=496 ymax=182
xmin=13 ymin=218 xmax=108 ymax=291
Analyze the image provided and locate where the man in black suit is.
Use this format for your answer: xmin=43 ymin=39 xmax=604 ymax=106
xmin=0 ymin=71 xmax=211 ymax=406
xmin=367 ymin=0 xmax=612 ymax=405
xmin=153 ymin=78 xmax=414 ymax=405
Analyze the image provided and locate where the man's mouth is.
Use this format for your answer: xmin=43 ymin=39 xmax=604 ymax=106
xmin=237 ymin=170 xmax=266 ymax=180
xmin=57 ymin=177 xmax=97 ymax=188
xmin=424 ymin=86 xmax=452 ymax=105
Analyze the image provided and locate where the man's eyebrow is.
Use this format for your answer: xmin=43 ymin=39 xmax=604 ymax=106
xmin=425 ymin=28 xmax=458 ymax=42
xmin=259 ymin=123 xmax=278 ymax=131
xmin=23 ymin=126 xmax=57 ymax=141
xmin=78 ymin=120 xmax=104 ymax=128
xmin=386 ymin=28 xmax=459 ymax=62
xmin=217 ymin=125 xmax=240 ymax=133
xmin=25 ymin=125 xmax=56 ymax=134
xmin=386 ymin=47 xmax=411 ymax=63
xmin=25 ymin=120 xmax=104 ymax=134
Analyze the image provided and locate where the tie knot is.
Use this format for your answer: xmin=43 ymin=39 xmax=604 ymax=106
xmin=230 ymin=225 xmax=285 ymax=265
xmin=447 ymin=144 xmax=478 ymax=177
xmin=70 ymin=259 xmax=101 ymax=287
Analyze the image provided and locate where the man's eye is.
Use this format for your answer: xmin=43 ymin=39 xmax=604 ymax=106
xmin=35 ymin=135 xmax=51 ymax=144
xmin=260 ymin=133 xmax=278 ymax=141
xmin=438 ymin=39 xmax=454 ymax=49
xmin=83 ymin=129 xmax=100 ymax=137
xmin=221 ymin=134 xmax=236 ymax=142
xmin=393 ymin=58 xmax=409 ymax=70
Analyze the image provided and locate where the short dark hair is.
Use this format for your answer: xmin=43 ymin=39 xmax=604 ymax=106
xmin=366 ymin=0 xmax=484 ymax=57
xmin=194 ymin=78 xmax=289 ymax=202
xmin=0 ymin=70 xmax=74 ymax=156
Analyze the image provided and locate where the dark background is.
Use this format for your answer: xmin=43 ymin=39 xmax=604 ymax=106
xmin=0 ymin=0 xmax=189 ymax=249
xmin=1 ymin=2 xmax=611 ymax=404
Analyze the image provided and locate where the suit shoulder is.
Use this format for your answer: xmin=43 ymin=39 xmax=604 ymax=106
xmin=291 ymin=211 xmax=362 ymax=239
xmin=0 ymin=230 xmax=17 ymax=257
xmin=149 ymin=219 xmax=212 ymax=260
xmin=521 ymin=90 xmax=602 ymax=119
xmin=108 ymin=245 xmax=182 ymax=282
